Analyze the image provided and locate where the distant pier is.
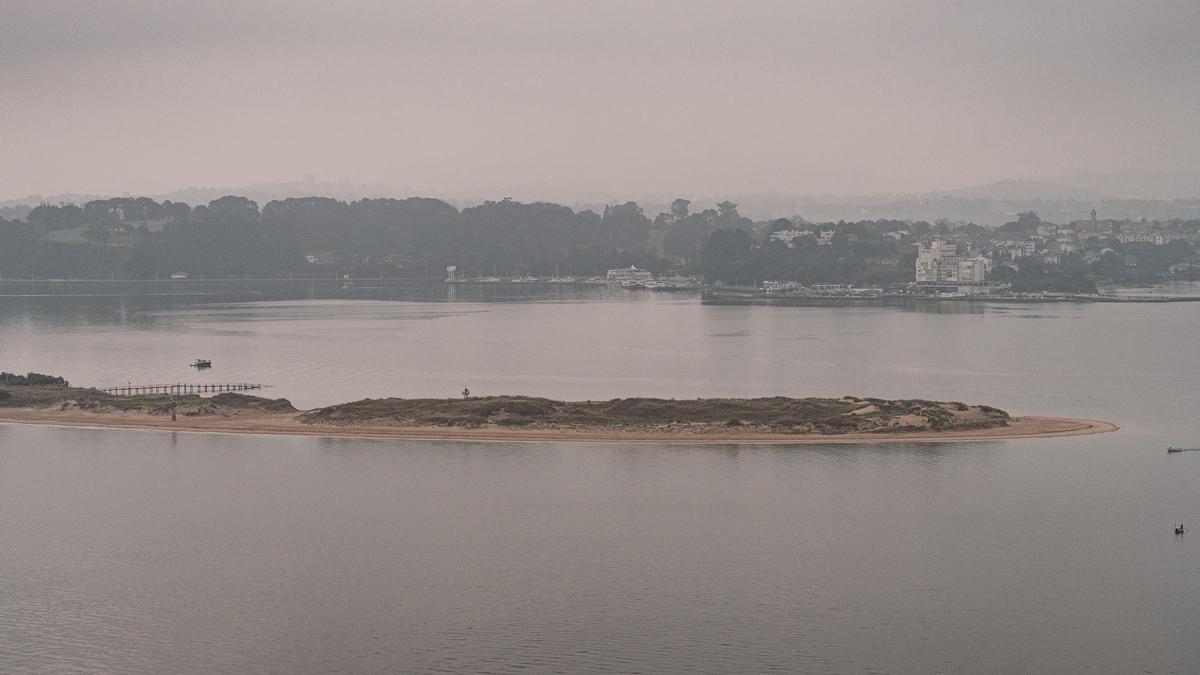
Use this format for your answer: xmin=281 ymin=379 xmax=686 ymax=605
xmin=98 ymin=383 xmax=270 ymax=396
xmin=702 ymin=289 xmax=1200 ymax=306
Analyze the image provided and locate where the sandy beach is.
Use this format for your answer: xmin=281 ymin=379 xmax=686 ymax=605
xmin=0 ymin=408 xmax=1118 ymax=444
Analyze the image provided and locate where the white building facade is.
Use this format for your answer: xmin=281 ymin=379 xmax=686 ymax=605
xmin=769 ymin=228 xmax=812 ymax=246
xmin=915 ymin=240 xmax=990 ymax=284
xmin=606 ymin=266 xmax=654 ymax=284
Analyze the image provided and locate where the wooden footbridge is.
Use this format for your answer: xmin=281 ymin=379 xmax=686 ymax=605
xmin=98 ymin=383 xmax=270 ymax=396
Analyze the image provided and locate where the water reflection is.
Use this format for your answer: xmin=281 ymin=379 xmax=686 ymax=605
xmin=894 ymin=299 xmax=989 ymax=314
xmin=1 ymin=424 xmax=1193 ymax=673
xmin=2 ymin=288 xmax=1200 ymax=672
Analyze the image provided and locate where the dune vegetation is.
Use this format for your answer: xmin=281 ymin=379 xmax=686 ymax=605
xmin=1 ymin=372 xmax=1010 ymax=436
xmin=299 ymin=395 xmax=1009 ymax=435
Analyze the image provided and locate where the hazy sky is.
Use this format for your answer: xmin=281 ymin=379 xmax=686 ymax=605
xmin=2 ymin=0 xmax=1198 ymax=200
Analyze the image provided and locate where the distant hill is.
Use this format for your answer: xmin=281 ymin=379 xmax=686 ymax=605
xmin=925 ymin=179 xmax=1110 ymax=202
xmin=0 ymin=193 xmax=109 ymax=220
xmin=0 ymin=192 xmax=110 ymax=208
xmin=1055 ymin=170 xmax=1200 ymax=200
xmin=5 ymin=176 xmax=1199 ymax=228
xmin=0 ymin=182 xmax=400 ymax=212
xmin=152 ymin=181 xmax=398 ymax=207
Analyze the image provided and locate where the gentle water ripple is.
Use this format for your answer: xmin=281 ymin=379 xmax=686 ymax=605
xmin=2 ymin=288 xmax=1200 ymax=671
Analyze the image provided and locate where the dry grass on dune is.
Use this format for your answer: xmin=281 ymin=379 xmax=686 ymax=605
xmin=299 ymin=395 xmax=1010 ymax=435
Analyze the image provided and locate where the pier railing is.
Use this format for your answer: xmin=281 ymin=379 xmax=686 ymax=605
xmin=97 ymin=383 xmax=270 ymax=396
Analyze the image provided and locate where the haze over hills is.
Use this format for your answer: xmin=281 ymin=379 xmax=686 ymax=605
xmin=925 ymin=179 xmax=1110 ymax=202
xmin=4 ymin=171 xmax=1200 ymax=226
xmin=924 ymin=172 xmax=1200 ymax=203
xmin=6 ymin=2 xmax=1199 ymax=212
xmin=1055 ymin=170 xmax=1200 ymax=201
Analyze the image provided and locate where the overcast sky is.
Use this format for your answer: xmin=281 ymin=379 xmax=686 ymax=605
xmin=2 ymin=0 xmax=1198 ymax=200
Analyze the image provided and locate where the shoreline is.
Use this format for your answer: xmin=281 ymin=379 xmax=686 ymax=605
xmin=0 ymin=408 xmax=1119 ymax=445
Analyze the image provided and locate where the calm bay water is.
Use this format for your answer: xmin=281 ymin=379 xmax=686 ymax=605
xmin=2 ymin=285 xmax=1200 ymax=672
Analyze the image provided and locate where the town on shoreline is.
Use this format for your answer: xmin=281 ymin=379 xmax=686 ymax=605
xmin=2 ymin=272 xmax=1196 ymax=306
xmin=3 ymin=195 xmax=1198 ymax=299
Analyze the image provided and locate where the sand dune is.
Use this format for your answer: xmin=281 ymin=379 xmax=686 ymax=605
xmin=0 ymin=408 xmax=1118 ymax=445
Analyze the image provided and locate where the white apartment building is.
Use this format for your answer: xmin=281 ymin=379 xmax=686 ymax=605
xmin=769 ymin=228 xmax=812 ymax=246
xmin=915 ymin=240 xmax=990 ymax=284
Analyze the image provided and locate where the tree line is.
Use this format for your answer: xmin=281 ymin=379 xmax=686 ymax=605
xmin=2 ymin=195 xmax=730 ymax=278
xmin=2 ymin=195 xmax=1196 ymax=290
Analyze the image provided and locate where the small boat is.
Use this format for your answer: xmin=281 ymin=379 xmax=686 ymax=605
xmin=191 ymin=359 xmax=212 ymax=368
xmin=1175 ymin=525 xmax=1187 ymax=535
xmin=1167 ymin=446 xmax=1200 ymax=453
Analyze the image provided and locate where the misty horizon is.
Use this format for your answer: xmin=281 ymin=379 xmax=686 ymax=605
xmin=7 ymin=169 xmax=1200 ymax=205
xmin=4 ymin=4 xmax=1200 ymax=671
xmin=4 ymin=0 xmax=1199 ymax=200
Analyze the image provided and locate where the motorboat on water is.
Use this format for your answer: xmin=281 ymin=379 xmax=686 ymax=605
xmin=191 ymin=358 xmax=213 ymax=368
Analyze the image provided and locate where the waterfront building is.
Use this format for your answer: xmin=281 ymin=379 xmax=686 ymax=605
xmin=915 ymin=240 xmax=990 ymax=284
xmin=769 ymin=228 xmax=813 ymax=247
xmin=768 ymin=229 xmax=791 ymax=244
xmin=763 ymin=280 xmax=803 ymax=294
xmin=606 ymin=266 xmax=653 ymax=284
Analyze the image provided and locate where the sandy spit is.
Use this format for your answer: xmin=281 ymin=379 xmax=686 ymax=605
xmin=0 ymin=408 xmax=1119 ymax=445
